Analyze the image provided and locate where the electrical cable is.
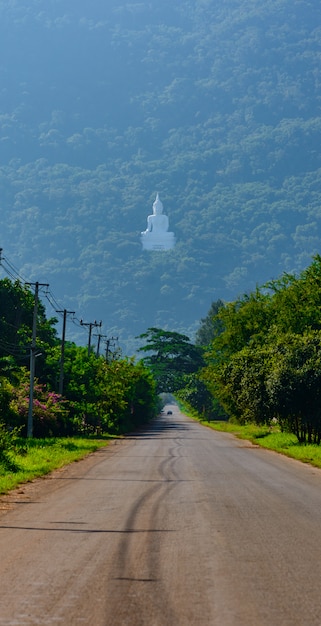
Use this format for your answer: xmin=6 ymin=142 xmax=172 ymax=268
xmin=0 ymin=250 xmax=103 ymax=342
xmin=1 ymin=256 xmax=27 ymax=283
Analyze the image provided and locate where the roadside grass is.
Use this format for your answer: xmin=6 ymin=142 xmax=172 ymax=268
xmin=0 ymin=436 xmax=114 ymax=495
xmin=200 ymin=419 xmax=321 ymax=468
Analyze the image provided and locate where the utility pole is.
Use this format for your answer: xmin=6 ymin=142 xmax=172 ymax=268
xmin=104 ymin=336 xmax=118 ymax=362
xmin=56 ymin=309 xmax=75 ymax=395
xmin=80 ymin=319 xmax=102 ymax=356
xmin=94 ymin=332 xmax=105 ymax=357
xmin=105 ymin=339 xmax=111 ymax=362
xmin=26 ymin=281 xmax=49 ymax=438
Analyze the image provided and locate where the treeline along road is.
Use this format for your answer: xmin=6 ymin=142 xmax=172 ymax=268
xmin=1 ymin=406 xmax=321 ymax=625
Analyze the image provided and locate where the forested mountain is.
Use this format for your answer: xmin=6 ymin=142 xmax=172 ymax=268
xmin=1 ymin=0 xmax=321 ymax=353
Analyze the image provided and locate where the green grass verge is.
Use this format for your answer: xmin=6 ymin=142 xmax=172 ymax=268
xmin=0 ymin=436 xmax=114 ymax=495
xmin=200 ymin=419 xmax=321 ymax=468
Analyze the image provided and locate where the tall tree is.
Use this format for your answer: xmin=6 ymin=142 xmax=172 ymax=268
xmin=137 ymin=327 xmax=204 ymax=392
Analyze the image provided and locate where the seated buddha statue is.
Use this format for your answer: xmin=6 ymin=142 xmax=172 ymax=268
xmin=141 ymin=194 xmax=175 ymax=251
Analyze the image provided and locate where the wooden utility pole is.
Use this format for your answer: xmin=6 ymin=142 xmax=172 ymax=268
xmin=104 ymin=336 xmax=119 ymax=362
xmin=80 ymin=319 xmax=102 ymax=356
xmin=56 ymin=309 xmax=75 ymax=395
xmin=94 ymin=332 xmax=104 ymax=357
xmin=25 ymin=281 xmax=49 ymax=438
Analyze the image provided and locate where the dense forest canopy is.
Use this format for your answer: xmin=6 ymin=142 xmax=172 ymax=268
xmin=1 ymin=0 xmax=321 ymax=353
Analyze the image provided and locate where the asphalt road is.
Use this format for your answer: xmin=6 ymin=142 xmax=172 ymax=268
xmin=1 ymin=405 xmax=321 ymax=625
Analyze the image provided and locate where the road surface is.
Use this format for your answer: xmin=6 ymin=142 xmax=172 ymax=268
xmin=1 ymin=405 xmax=321 ymax=625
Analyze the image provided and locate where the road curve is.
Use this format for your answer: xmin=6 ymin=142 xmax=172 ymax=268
xmin=1 ymin=405 xmax=321 ymax=625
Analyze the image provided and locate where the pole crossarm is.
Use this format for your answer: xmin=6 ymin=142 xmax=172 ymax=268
xmin=25 ymin=281 xmax=49 ymax=289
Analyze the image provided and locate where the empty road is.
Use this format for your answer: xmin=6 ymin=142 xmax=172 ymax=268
xmin=1 ymin=405 xmax=321 ymax=625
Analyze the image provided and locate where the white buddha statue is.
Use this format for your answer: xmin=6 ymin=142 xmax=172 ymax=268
xmin=141 ymin=194 xmax=175 ymax=251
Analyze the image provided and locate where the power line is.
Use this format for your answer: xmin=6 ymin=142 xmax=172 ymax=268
xmin=0 ymin=249 xmax=110 ymax=353
xmin=72 ymin=315 xmax=87 ymax=329
xmin=0 ymin=249 xmax=28 ymax=283
xmin=0 ymin=338 xmax=29 ymax=359
xmin=44 ymin=291 xmax=65 ymax=320
xmin=0 ymin=250 xmax=68 ymax=324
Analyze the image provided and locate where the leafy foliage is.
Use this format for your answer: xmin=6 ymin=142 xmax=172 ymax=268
xmin=266 ymin=333 xmax=321 ymax=444
xmin=175 ymin=373 xmax=226 ymax=422
xmin=137 ymin=327 xmax=204 ymax=392
xmin=0 ymin=279 xmax=57 ymax=364
xmin=0 ymin=279 xmax=159 ymax=440
xmin=0 ymin=421 xmax=21 ymax=472
xmin=1 ymin=1 xmax=321 ymax=349
xmin=9 ymin=370 xmax=68 ymax=438
xmin=195 ymin=300 xmax=225 ymax=346
xmin=202 ymin=256 xmax=321 ymax=443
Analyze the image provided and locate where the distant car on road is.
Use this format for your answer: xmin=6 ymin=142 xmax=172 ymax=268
xmin=167 ymin=410 xmax=173 ymax=415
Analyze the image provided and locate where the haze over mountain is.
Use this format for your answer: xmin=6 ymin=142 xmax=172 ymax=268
xmin=1 ymin=0 xmax=321 ymax=353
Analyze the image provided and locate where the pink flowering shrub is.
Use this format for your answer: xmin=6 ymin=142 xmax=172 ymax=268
xmin=10 ymin=377 xmax=68 ymax=437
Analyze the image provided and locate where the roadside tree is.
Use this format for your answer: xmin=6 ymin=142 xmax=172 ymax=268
xmin=137 ymin=327 xmax=204 ymax=393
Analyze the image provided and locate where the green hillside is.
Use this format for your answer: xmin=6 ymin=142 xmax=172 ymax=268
xmin=1 ymin=0 xmax=321 ymax=353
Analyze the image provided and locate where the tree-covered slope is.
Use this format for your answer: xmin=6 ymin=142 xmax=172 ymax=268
xmin=1 ymin=0 xmax=321 ymax=352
